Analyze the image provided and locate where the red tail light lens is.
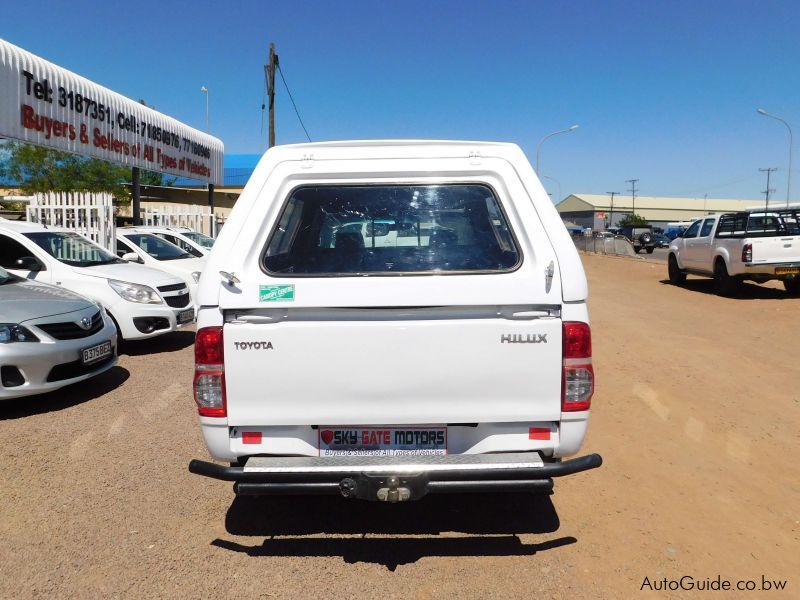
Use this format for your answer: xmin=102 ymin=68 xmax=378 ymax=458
xmin=195 ymin=326 xmax=224 ymax=364
xmin=562 ymin=321 xmax=594 ymax=412
xmin=742 ymin=243 xmax=752 ymax=263
xmin=563 ymin=322 xmax=592 ymax=358
xmin=194 ymin=326 xmax=226 ymax=417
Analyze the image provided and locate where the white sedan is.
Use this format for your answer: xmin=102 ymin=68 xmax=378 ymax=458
xmin=116 ymin=230 xmax=207 ymax=304
xmin=131 ymin=226 xmax=214 ymax=256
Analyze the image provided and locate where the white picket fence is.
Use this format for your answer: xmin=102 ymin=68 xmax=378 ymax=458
xmin=140 ymin=205 xmax=217 ymax=237
xmin=27 ymin=192 xmax=116 ymax=252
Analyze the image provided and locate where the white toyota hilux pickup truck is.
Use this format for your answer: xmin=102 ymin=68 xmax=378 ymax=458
xmin=668 ymin=207 xmax=800 ymax=295
xmin=189 ymin=140 xmax=602 ymax=502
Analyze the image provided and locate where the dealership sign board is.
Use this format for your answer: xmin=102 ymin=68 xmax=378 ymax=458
xmin=0 ymin=38 xmax=223 ymax=185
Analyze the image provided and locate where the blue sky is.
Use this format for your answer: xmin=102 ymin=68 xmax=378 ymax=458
xmin=2 ymin=0 xmax=799 ymax=200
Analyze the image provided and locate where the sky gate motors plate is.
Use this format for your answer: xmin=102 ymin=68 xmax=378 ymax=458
xmin=319 ymin=427 xmax=447 ymax=456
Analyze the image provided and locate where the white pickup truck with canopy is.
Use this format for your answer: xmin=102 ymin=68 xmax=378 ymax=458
xmin=188 ymin=141 xmax=601 ymax=503
xmin=668 ymin=205 xmax=800 ymax=295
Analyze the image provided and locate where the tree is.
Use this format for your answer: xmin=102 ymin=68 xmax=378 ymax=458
xmin=618 ymin=213 xmax=650 ymax=227
xmin=0 ymin=141 xmax=172 ymax=205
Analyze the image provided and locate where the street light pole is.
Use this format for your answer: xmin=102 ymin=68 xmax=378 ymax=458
xmin=536 ymin=125 xmax=579 ymax=173
xmin=757 ymin=108 xmax=793 ymax=207
xmin=540 ymin=175 xmax=561 ymax=203
xmin=201 ymin=86 xmax=209 ymax=132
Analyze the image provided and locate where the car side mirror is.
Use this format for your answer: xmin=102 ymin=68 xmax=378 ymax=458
xmin=15 ymin=256 xmax=43 ymax=271
xmin=121 ymin=252 xmax=143 ymax=263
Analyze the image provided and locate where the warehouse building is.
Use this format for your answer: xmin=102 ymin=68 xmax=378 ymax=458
xmin=556 ymin=193 xmax=764 ymax=231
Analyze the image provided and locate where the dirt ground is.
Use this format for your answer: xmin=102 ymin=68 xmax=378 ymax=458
xmin=0 ymin=255 xmax=797 ymax=598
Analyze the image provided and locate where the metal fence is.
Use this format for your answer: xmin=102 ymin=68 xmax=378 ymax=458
xmin=140 ymin=205 xmax=217 ymax=237
xmin=27 ymin=192 xmax=116 ymax=251
xmin=572 ymin=234 xmax=639 ymax=257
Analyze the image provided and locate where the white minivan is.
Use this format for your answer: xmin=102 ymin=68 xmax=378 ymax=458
xmin=0 ymin=219 xmax=195 ymax=341
xmin=189 ymin=141 xmax=601 ymax=503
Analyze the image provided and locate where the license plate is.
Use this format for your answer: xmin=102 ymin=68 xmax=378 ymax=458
xmin=775 ymin=267 xmax=800 ymax=275
xmin=177 ymin=308 xmax=195 ymax=324
xmin=82 ymin=340 xmax=112 ymax=365
xmin=318 ymin=426 xmax=447 ymax=456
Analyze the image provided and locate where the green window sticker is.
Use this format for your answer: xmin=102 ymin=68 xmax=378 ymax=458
xmin=259 ymin=284 xmax=295 ymax=302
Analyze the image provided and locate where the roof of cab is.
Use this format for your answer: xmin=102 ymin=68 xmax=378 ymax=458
xmin=260 ymin=139 xmax=524 ymax=162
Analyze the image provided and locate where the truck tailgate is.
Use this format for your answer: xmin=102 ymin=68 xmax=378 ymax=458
xmin=750 ymin=235 xmax=800 ymax=264
xmin=223 ymin=306 xmax=562 ymax=426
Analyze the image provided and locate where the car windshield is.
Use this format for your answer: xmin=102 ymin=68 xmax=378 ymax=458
xmin=182 ymin=231 xmax=215 ymax=248
xmin=24 ymin=232 xmax=121 ymax=267
xmin=124 ymin=233 xmax=193 ymax=260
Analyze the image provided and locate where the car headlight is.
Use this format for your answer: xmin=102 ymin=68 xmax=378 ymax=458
xmin=108 ymin=280 xmax=163 ymax=304
xmin=191 ymin=271 xmax=201 ymax=283
xmin=0 ymin=324 xmax=39 ymax=343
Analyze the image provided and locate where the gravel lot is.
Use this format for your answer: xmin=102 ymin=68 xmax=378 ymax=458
xmin=1 ymin=255 xmax=797 ymax=598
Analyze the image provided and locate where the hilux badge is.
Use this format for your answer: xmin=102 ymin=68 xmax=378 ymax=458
xmin=501 ymin=334 xmax=548 ymax=344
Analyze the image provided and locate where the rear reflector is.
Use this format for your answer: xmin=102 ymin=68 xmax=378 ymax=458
xmin=562 ymin=322 xmax=594 ymax=412
xmin=194 ymin=326 xmax=226 ymax=418
xmin=529 ymin=427 xmax=551 ymax=440
xmin=242 ymin=431 xmax=262 ymax=444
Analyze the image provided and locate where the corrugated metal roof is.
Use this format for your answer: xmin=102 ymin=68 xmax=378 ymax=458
xmin=556 ymin=193 xmax=760 ymax=212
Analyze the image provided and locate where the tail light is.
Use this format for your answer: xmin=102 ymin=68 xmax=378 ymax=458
xmin=742 ymin=243 xmax=752 ymax=263
xmin=194 ymin=326 xmax=226 ymax=417
xmin=562 ymin=321 xmax=594 ymax=412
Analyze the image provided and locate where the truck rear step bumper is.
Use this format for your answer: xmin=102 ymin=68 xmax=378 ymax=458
xmin=188 ymin=452 xmax=602 ymax=501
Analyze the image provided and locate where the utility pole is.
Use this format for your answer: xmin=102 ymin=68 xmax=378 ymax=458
xmin=265 ymin=43 xmax=279 ymax=148
xmin=626 ymin=179 xmax=639 ymax=220
xmin=606 ymin=191 xmax=619 ymax=230
xmin=760 ymin=167 xmax=777 ymax=213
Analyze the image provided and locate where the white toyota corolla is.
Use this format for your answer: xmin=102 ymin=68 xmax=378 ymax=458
xmin=0 ymin=266 xmax=117 ymax=400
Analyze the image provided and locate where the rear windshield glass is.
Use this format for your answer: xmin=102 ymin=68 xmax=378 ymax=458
xmin=262 ymin=184 xmax=520 ymax=275
xmin=123 ymin=234 xmax=192 ymax=260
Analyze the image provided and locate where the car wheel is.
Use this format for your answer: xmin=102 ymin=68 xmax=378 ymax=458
xmin=713 ymin=259 xmax=739 ymax=296
xmin=668 ymin=254 xmax=686 ymax=284
xmin=633 ymin=247 xmax=641 ymax=254
xmin=646 ymin=247 xmax=655 ymax=254
xmin=783 ymin=278 xmax=800 ymax=296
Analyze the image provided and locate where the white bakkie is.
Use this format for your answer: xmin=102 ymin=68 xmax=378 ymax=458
xmin=668 ymin=207 xmax=800 ymax=295
xmin=189 ymin=140 xmax=602 ymax=503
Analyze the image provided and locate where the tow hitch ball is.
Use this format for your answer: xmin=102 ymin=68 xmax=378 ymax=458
xmin=339 ymin=476 xmax=412 ymax=502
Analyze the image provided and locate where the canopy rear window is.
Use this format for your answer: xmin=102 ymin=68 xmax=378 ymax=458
xmin=262 ymin=184 xmax=521 ymax=276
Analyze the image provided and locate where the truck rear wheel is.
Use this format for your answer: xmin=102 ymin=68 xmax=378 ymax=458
xmin=668 ymin=255 xmax=686 ymax=284
xmin=784 ymin=278 xmax=800 ymax=296
xmin=713 ymin=259 xmax=740 ymax=296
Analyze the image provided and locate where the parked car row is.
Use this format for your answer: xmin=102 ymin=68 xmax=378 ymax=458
xmin=0 ymin=218 xmax=215 ymax=400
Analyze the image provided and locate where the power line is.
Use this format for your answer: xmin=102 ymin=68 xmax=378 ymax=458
xmin=277 ymin=63 xmax=312 ymax=142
